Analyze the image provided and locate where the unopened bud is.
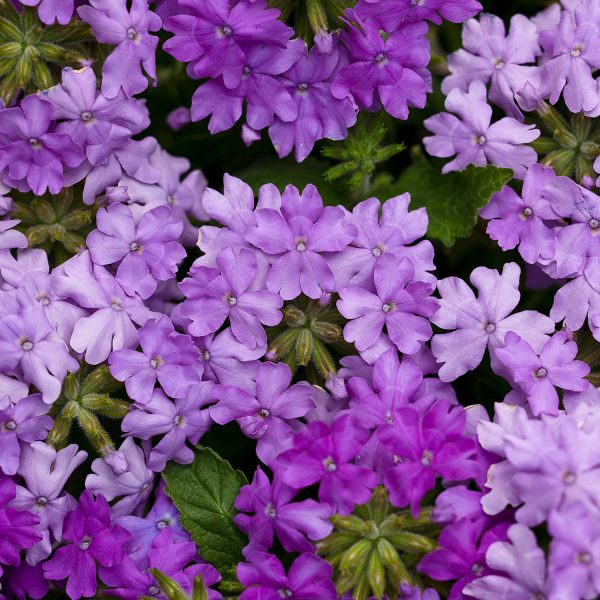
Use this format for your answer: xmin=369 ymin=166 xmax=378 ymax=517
xmin=80 ymin=364 xmax=121 ymax=395
xmin=311 ymin=320 xmax=342 ymax=342
xmin=82 ymin=393 xmax=130 ymax=418
xmin=191 ymin=575 xmax=208 ymax=600
xmin=311 ymin=339 xmax=336 ymax=379
xmin=267 ymin=329 xmax=299 ymax=362
xmin=62 ymin=372 xmax=80 ymax=402
xmin=77 ymin=408 xmax=114 ymax=455
xmin=46 ymin=415 xmax=72 ymax=448
xmin=367 ymin=548 xmax=386 ymax=599
xmin=283 ymin=304 xmax=306 ymax=327
xmin=150 ymin=569 xmax=189 ymax=600
xmin=62 ymin=231 xmax=86 ymax=253
xmin=386 ymin=532 xmax=437 ymax=554
xmin=339 ymin=538 xmax=372 ymax=573
xmin=295 ymin=328 xmax=314 ymax=366
xmin=26 ymin=224 xmax=50 ymax=245
xmin=377 ymin=538 xmax=411 ymax=588
xmin=61 ymin=209 xmax=92 ymax=230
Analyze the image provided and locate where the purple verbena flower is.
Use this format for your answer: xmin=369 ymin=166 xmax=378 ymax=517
xmin=42 ymin=491 xmax=130 ymax=600
xmin=18 ymin=0 xmax=74 ymax=24
xmin=210 ymin=362 xmax=315 ymax=465
xmin=423 ymin=80 xmax=539 ymax=178
xmin=235 ymin=467 xmax=333 ymax=555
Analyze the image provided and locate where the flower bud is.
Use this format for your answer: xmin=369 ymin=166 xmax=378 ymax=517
xmin=149 ymin=569 xmax=189 ymax=600
xmin=295 ymin=328 xmax=314 ymax=366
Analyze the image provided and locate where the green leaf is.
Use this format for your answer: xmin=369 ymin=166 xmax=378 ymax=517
xmin=393 ymin=163 xmax=513 ymax=247
xmin=234 ymin=157 xmax=342 ymax=205
xmin=163 ymin=446 xmax=248 ymax=573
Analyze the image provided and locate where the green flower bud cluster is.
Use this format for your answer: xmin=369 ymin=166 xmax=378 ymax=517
xmin=0 ymin=2 xmax=93 ymax=103
xmin=317 ymin=486 xmax=439 ymax=600
xmin=266 ymin=295 xmax=353 ymax=385
xmin=531 ymin=103 xmax=600 ymax=184
xmin=47 ymin=364 xmax=129 ymax=456
xmin=12 ymin=184 xmax=98 ymax=264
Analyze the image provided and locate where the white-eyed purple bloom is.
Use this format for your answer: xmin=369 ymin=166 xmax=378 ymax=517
xmin=210 ymin=362 xmax=315 ymax=465
xmin=423 ymin=80 xmax=539 ymax=178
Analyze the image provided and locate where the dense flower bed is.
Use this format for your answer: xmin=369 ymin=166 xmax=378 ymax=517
xmin=2 ymin=0 xmax=600 ymax=599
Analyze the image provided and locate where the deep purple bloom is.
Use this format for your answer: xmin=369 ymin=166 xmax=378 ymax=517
xmin=423 ymin=80 xmax=539 ymax=178
xmin=235 ymin=468 xmax=333 ymax=554
xmin=0 ymin=95 xmax=84 ymax=195
xmin=379 ymin=400 xmax=480 ymax=516
xmin=42 ymin=492 xmax=130 ymax=600
xmin=275 ymin=414 xmax=377 ymax=515
xmin=245 ymin=184 xmax=356 ymax=300
xmin=54 ymin=251 xmax=150 ymax=364
xmin=122 ymin=384 xmax=213 ymax=471
xmin=237 ymin=552 xmax=337 ymax=600
xmin=179 ymin=247 xmax=283 ymax=350
xmin=12 ymin=442 xmax=87 ymax=565
xmin=116 ymin=487 xmax=189 ymax=569
xmin=463 ymin=524 xmax=549 ymax=600
xmin=210 ymin=362 xmax=315 ymax=464
xmin=268 ymin=44 xmax=358 ymax=162
xmin=0 ymin=478 xmax=41 ymax=576
xmin=338 ymin=253 xmax=438 ymax=355
xmin=87 ymin=203 xmax=185 ymax=300
xmin=495 ymin=331 xmax=590 ymax=416
xmin=332 ymin=19 xmax=430 ymax=119
xmin=480 ymin=164 xmax=558 ymax=264
xmin=48 ymin=67 xmax=150 ymax=165
xmin=418 ymin=519 xmax=509 ymax=599
xmin=356 ymin=0 xmax=482 ymax=30
xmin=431 ymin=262 xmax=555 ymax=381
xmin=0 ymin=394 xmax=52 ymax=476
xmin=109 ymin=316 xmax=199 ymax=403
xmin=85 ymin=437 xmax=154 ymax=518
xmin=163 ymin=0 xmax=292 ymax=86
xmin=78 ymin=0 xmax=162 ymax=98
xmin=191 ymin=40 xmax=303 ymax=133
xmin=0 ymin=297 xmax=79 ymax=403
xmin=443 ymin=13 xmax=541 ymax=119
xmin=0 ymin=562 xmax=48 ymax=600
xmin=329 ymin=193 xmax=435 ymax=290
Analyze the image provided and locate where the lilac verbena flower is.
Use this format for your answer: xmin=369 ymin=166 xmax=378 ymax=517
xmin=494 ymin=331 xmax=590 ymax=416
xmin=245 ymin=183 xmax=357 ymax=300
xmin=116 ymin=486 xmax=189 ymax=569
xmin=418 ymin=518 xmax=509 ymax=598
xmin=479 ymin=163 xmax=558 ymax=264
xmin=0 ymin=394 xmax=52 ymax=475
xmin=109 ymin=315 xmax=199 ymax=403
xmin=431 ymin=262 xmax=555 ymax=381
xmin=463 ymin=523 xmax=549 ymax=600
xmin=379 ymin=399 xmax=479 ymax=516
xmin=122 ymin=384 xmax=213 ymax=471
xmin=18 ymin=0 xmax=74 ymax=24
xmin=329 ymin=193 xmax=435 ymax=290
xmin=235 ymin=467 xmax=333 ymax=555
xmin=338 ymin=253 xmax=438 ymax=356
xmin=87 ymin=202 xmax=185 ymax=300
xmin=48 ymin=67 xmax=150 ymax=168
xmin=78 ymin=0 xmax=162 ymax=98
xmin=53 ymin=251 xmax=150 ymax=364
xmin=11 ymin=442 xmax=87 ymax=565
xmin=0 ymin=293 xmax=79 ymax=403
xmin=237 ymin=552 xmax=337 ymax=600
xmin=0 ymin=478 xmax=41 ymax=577
xmin=0 ymin=220 xmax=28 ymax=250
xmin=442 ymin=13 xmax=541 ymax=119
xmin=275 ymin=414 xmax=377 ymax=515
xmin=163 ymin=0 xmax=292 ymax=87
xmin=539 ymin=8 xmax=600 ymax=114
xmin=42 ymin=491 xmax=130 ymax=600
xmin=210 ymin=362 xmax=315 ymax=465
xmin=268 ymin=43 xmax=358 ymax=162
xmin=99 ymin=527 xmax=221 ymax=600
xmin=191 ymin=40 xmax=303 ymax=134
xmin=192 ymin=328 xmax=262 ymax=393
xmin=85 ymin=437 xmax=154 ymax=518
xmin=423 ymin=80 xmax=539 ymax=178
xmin=0 ymin=95 xmax=84 ymax=195
xmin=477 ymin=404 xmax=600 ymax=525
xmin=179 ymin=246 xmax=283 ymax=350
xmin=355 ymin=0 xmax=483 ymax=31
xmin=332 ymin=17 xmax=431 ymax=120
xmin=547 ymin=501 xmax=600 ymax=600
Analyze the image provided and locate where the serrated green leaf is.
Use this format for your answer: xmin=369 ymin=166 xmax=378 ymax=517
xmin=163 ymin=446 xmax=248 ymax=573
xmin=393 ymin=163 xmax=513 ymax=246
xmin=234 ymin=157 xmax=343 ymax=205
